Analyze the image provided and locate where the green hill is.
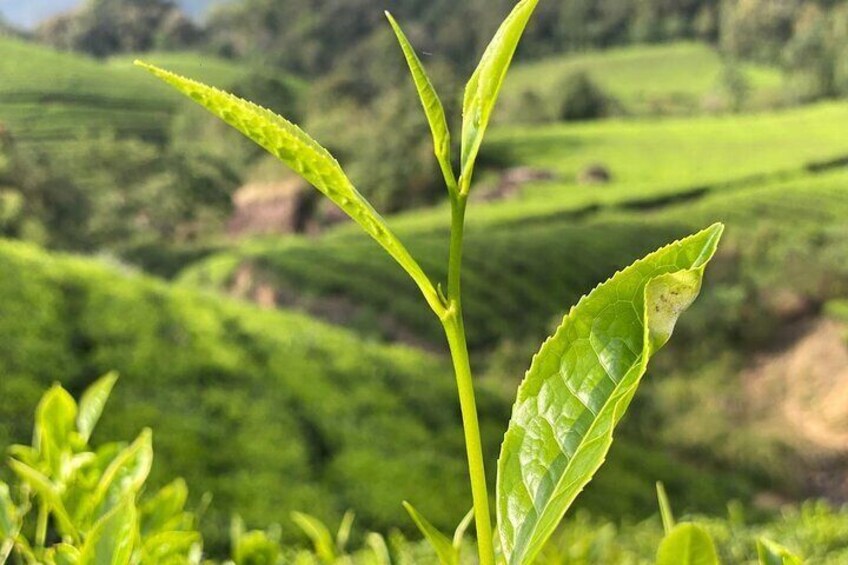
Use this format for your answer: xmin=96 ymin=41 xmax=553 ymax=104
xmin=482 ymin=101 xmax=848 ymax=218
xmin=172 ymin=100 xmax=848 ymax=508
xmin=173 ymin=171 xmax=848 ymax=521
xmin=0 ymin=239 xmax=490 ymax=551
xmin=0 ymin=37 xmax=300 ymax=146
xmin=178 ymin=101 xmax=848 ymax=350
xmin=0 ymin=238 xmax=758 ymax=554
xmin=500 ymin=42 xmax=783 ymax=117
xmin=0 ymin=36 xmax=173 ymax=143
xmin=178 ymin=168 xmax=848 ymax=350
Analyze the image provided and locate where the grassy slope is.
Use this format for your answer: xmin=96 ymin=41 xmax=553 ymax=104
xmin=0 ymin=239 xmax=751 ymax=553
xmin=173 ymin=172 xmax=848 ymax=545
xmin=0 ymin=36 xmax=173 ymax=143
xmin=483 ymin=102 xmax=848 ymax=213
xmin=0 ymin=239 xmax=490 ymax=549
xmin=318 ymin=101 xmax=848 ymax=237
xmin=0 ymin=37 xmax=300 ymax=145
xmin=500 ymin=41 xmax=783 ymax=116
xmin=178 ymin=100 xmax=848 ymax=350
xmin=107 ymin=50 xmax=306 ymax=93
xmin=173 ymin=102 xmax=848 ymax=511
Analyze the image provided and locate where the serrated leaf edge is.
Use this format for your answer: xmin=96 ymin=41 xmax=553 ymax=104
xmin=496 ymin=223 xmax=724 ymax=564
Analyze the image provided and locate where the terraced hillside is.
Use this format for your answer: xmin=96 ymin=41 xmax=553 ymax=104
xmin=178 ymin=101 xmax=848 ymax=350
xmin=0 ymin=239 xmax=753 ymax=552
xmin=0 ymin=37 xmax=300 ymax=146
xmin=174 ymin=100 xmax=848 ymax=505
xmin=0 ymin=239 xmax=482 ymax=550
xmin=0 ymin=37 xmax=174 ymax=143
xmin=499 ymin=42 xmax=783 ymax=117
xmin=482 ymin=102 xmax=848 ymax=217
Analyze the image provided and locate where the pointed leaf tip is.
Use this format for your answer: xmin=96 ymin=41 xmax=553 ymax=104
xmin=403 ymin=501 xmax=458 ymax=565
xmin=497 ymin=225 xmax=722 ymax=564
xmin=135 ymin=60 xmax=444 ymax=315
xmin=657 ymin=523 xmax=719 ymax=565
xmin=386 ymin=9 xmax=457 ymax=193
xmin=460 ymin=0 xmax=540 ymax=192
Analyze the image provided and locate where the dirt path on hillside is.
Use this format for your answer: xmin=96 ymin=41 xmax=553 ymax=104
xmin=745 ymin=318 xmax=848 ymax=452
xmin=743 ymin=318 xmax=848 ymax=498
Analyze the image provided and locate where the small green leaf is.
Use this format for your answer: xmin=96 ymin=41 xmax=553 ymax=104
xmin=8 ymin=459 xmax=75 ymax=536
xmin=141 ymin=531 xmax=201 ymax=562
xmin=291 ymin=511 xmax=336 ymax=563
xmin=460 ymin=0 xmax=539 ymax=191
xmin=452 ymin=508 xmax=474 ymax=549
xmin=757 ymin=538 xmax=803 ymax=565
xmin=403 ymin=501 xmax=458 ymax=565
xmin=335 ymin=510 xmax=355 ymax=552
xmin=90 ymin=429 xmax=152 ymax=521
xmin=45 ymin=543 xmax=81 ymax=565
xmin=79 ymin=496 xmax=137 ymax=565
xmin=230 ymin=514 xmax=245 ymax=548
xmin=656 ymin=482 xmax=675 ymax=535
xmin=35 ymin=384 xmax=78 ymax=474
xmin=7 ymin=444 xmax=38 ymax=467
xmin=0 ymin=483 xmax=20 ymax=565
xmin=77 ymin=373 xmax=118 ymax=443
xmin=140 ymin=479 xmax=190 ymax=535
xmin=365 ymin=532 xmax=392 ymax=565
xmin=385 ymin=11 xmax=457 ymax=193
xmin=136 ymin=61 xmax=443 ymax=315
xmin=0 ymin=481 xmax=17 ymax=540
xmin=656 ymin=523 xmax=719 ymax=565
xmin=497 ymin=224 xmax=724 ymax=565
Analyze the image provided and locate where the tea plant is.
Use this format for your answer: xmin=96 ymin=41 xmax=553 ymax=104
xmin=0 ymin=376 xmax=390 ymax=565
xmin=135 ymin=0 xmax=727 ymax=563
xmin=0 ymin=374 xmax=203 ymax=564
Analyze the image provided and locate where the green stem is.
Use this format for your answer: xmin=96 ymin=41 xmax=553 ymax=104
xmin=0 ymin=538 xmax=13 ymax=563
xmin=441 ymin=192 xmax=496 ymax=565
xmin=34 ymin=502 xmax=47 ymax=551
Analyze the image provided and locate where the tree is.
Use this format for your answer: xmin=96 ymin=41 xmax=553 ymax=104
xmin=36 ymin=0 xmax=201 ymax=57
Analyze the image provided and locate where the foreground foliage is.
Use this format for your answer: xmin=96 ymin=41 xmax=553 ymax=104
xmin=0 ymin=375 xmax=201 ymax=564
xmin=0 ymin=239 xmax=493 ymax=551
xmin=6 ymin=381 xmax=845 ymax=564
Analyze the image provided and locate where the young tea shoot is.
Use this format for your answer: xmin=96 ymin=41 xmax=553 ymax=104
xmin=137 ymin=1 xmax=724 ymax=563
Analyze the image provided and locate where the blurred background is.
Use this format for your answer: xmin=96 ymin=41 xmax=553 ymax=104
xmin=0 ymin=0 xmax=846 ymax=558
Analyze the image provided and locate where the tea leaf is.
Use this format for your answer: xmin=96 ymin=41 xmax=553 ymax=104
xmin=336 ymin=510 xmax=355 ymax=551
xmin=135 ymin=61 xmax=443 ymax=315
xmin=757 ymin=538 xmax=803 ymax=565
xmin=91 ymin=429 xmax=152 ymax=521
xmin=452 ymin=508 xmax=474 ymax=549
xmin=8 ymin=459 xmax=76 ymax=536
xmin=35 ymin=384 xmax=78 ymax=474
xmin=77 ymin=373 xmax=118 ymax=443
xmin=0 ymin=481 xmax=17 ymax=540
xmin=385 ymin=12 xmax=457 ymax=193
xmin=656 ymin=523 xmax=719 ymax=565
xmin=403 ymin=501 xmax=458 ymax=565
xmin=656 ymin=482 xmax=675 ymax=535
xmin=79 ymin=496 xmax=137 ymax=565
xmin=497 ymin=224 xmax=724 ymax=565
xmin=142 ymin=531 xmax=202 ymax=562
xmin=292 ymin=511 xmax=336 ymax=563
xmin=45 ymin=543 xmax=80 ymax=565
xmin=365 ymin=533 xmax=392 ymax=565
xmin=140 ymin=479 xmax=190 ymax=535
xmin=460 ymin=0 xmax=539 ymax=191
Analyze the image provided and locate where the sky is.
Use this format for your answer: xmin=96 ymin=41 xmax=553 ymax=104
xmin=0 ymin=0 xmax=229 ymax=29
